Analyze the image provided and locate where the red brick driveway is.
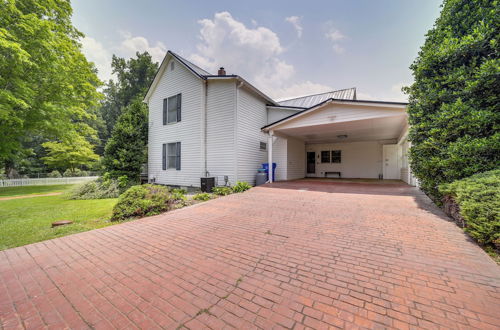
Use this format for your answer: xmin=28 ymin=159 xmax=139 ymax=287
xmin=1 ymin=181 xmax=499 ymax=329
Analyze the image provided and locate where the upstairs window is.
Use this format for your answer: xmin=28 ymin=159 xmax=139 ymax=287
xmin=163 ymin=94 xmax=182 ymax=124
xmin=321 ymin=150 xmax=330 ymax=163
xmin=332 ymin=150 xmax=341 ymax=163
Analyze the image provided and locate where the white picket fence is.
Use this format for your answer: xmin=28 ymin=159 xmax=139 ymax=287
xmin=0 ymin=176 xmax=98 ymax=187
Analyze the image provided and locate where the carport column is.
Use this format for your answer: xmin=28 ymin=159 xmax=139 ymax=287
xmin=267 ymin=130 xmax=274 ymax=183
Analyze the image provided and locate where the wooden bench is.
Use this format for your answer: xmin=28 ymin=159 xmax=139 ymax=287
xmin=325 ymin=171 xmax=341 ymax=178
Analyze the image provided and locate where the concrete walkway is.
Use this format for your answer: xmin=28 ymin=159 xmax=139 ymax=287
xmin=1 ymin=181 xmax=499 ymax=329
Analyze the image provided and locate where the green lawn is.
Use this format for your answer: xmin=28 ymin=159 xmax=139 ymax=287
xmin=0 ymin=184 xmax=73 ymax=197
xmin=0 ymin=185 xmax=118 ymax=250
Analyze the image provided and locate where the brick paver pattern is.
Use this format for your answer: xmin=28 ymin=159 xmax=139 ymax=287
xmin=1 ymin=181 xmax=499 ymax=329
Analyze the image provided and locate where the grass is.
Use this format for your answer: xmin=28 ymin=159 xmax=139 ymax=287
xmin=0 ymin=184 xmax=72 ymax=197
xmin=0 ymin=185 xmax=118 ymax=250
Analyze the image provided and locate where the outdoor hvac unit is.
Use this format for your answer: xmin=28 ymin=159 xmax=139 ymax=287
xmin=200 ymin=177 xmax=215 ymax=192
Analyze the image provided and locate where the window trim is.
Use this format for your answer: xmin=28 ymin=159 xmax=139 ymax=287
xmin=163 ymin=93 xmax=182 ymax=125
xmin=166 ymin=142 xmax=181 ymax=170
xmin=320 ymin=150 xmax=331 ymax=163
xmin=331 ymin=150 xmax=342 ymax=163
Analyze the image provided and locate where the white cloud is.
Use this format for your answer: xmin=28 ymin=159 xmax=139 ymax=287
xmin=119 ymin=32 xmax=166 ymax=64
xmin=80 ymin=33 xmax=167 ymax=82
xmin=325 ymin=25 xmax=347 ymax=55
xmin=325 ymin=29 xmax=345 ymax=41
xmin=81 ymin=36 xmax=113 ymax=82
xmin=285 ymin=16 xmax=303 ymax=38
xmin=189 ymin=11 xmax=333 ymax=99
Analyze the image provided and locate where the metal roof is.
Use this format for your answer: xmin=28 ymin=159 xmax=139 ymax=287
xmin=277 ymin=88 xmax=357 ymax=108
xmin=169 ymin=51 xmax=212 ymax=77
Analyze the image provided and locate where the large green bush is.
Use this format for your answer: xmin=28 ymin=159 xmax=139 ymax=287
xmin=111 ymin=184 xmax=181 ymax=221
xmin=439 ymin=169 xmax=500 ymax=245
xmin=405 ymin=0 xmax=499 ymax=199
xmin=232 ymin=181 xmax=252 ymax=193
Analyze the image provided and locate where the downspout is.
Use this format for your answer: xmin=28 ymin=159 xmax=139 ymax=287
xmin=267 ymin=130 xmax=273 ymax=183
xmin=234 ymin=81 xmax=244 ymax=183
xmin=203 ymin=80 xmax=208 ymax=177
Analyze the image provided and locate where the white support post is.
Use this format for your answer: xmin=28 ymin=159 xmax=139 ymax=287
xmin=268 ymin=131 xmax=273 ymax=183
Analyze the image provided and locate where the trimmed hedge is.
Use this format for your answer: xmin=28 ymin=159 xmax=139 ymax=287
xmin=405 ymin=0 xmax=499 ymax=199
xmin=111 ymin=184 xmax=182 ymax=221
xmin=439 ymin=169 xmax=500 ymax=246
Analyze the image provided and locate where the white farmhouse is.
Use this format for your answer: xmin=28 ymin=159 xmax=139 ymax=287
xmin=144 ymin=51 xmax=416 ymax=188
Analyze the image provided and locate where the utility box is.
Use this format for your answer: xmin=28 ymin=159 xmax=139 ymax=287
xmin=200 ymin=177 xmax=215 ymax=192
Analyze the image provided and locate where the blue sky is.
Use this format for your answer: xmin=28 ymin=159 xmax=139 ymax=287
xmin=73 ymin=0 xmax=442 ymax=101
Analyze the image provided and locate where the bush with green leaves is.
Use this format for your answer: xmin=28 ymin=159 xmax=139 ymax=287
xmin=439 ymin=169 xmax=500 ymax=246
xmin=404 ymin=0 xmax=499 ymax=199
xmin=171 ymin=188 xmax=187 ymax=202
xmin=47 ymin=170 xmax=62 ymax=178
xmin=212 ymin=186 xmax=232 ymax=196
xmin=193 ymin=193 xmax=212 ymax=201
xmin=70 ymin=178 xmax=121 ymax=200
xmin=111 ymin=184 xmax=182 ymax=221
xmin=232 ymin=181 xmax=252 ymax=193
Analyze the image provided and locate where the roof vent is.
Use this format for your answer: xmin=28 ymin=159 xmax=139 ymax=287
xmin=218 ymin=67 xmax=226 ymax=75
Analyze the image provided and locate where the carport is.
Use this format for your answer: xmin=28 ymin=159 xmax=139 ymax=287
xmin=262 ymin=99 xmax=417 ymax=185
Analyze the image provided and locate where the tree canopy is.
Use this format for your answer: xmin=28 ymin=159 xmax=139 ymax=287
xmin=405 ymin=0 xmax=500 ymax=199
xmin=0 ymin=0 xmax=101 ymax=171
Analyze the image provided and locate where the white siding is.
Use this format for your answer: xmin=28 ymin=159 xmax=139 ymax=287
xmin=206 ymin=80 xmax=237 ymax=185
xmin=267 ymin=108 xmax=300 ymax=124
xmin=272 ymin=136 xmax=287 ymax=181
xmin=277 ymin=103 xmax=406 ymax=130
xmin=236 ymin=87 xmax=268 ymax=185
xmin=148 ymin=57 xmax=204 ymax=187
xmin=286 ymin=138 xmax=305 ymax=180
xmin=305 ymin=141 xmax=384 ymax=178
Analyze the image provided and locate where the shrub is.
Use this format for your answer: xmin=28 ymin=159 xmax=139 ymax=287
xmin=439 ymin=169 xmax=500 ymax=246
xmin=171 ymin=188 xmax=187 ymax=201
xmin=193 ymin=193 xmax=212 ymax=201
xmin=212 ymin=186 xmax=232 ymax=196
xmin=405 ymin=0 xmax=499 ymax=199
xmin=232 ymin=181 xmax=252 ymax=193
xmin=47 ymin=170 xmax=62 ymax=178
xmin=70 ymin=178 xmax=121 ymax=200
xmin=111 ymin=184 xmax=182 ymax=221
xmin=63 ymin=168 xmax=82 ymax=177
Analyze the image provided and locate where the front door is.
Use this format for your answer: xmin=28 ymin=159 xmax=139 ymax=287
xmin=307 ymin=152 xmax=316 ymax=175
xmin=383 ymin=144 xmax=399 ymax=179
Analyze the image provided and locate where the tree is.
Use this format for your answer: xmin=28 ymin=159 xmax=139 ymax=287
xmin=99 ymin=52 xmax=158 ymax=144
xmin=0 ymin=0 xmax=102 ymax=171
xmin=103 ymin=99 xmax=148 ymax=181
xmin=42 ymin=134 xmax=99 ymax=175
xmin=405 ymin=0 xmax=500 ymax=199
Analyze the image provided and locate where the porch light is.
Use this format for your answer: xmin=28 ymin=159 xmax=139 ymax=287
xmin=337 ymin=134 xmax=348 ymax=139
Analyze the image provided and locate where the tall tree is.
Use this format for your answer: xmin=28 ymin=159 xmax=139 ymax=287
xmin=405 ymin=0 xmax=499 ymax=199
xmin=99 ymin=52 xmax=158 ymax=143
xmin=0 ymin=0 xmax=102 ymax=171
xmin=103 ymin=99 xmax=148 ymax=180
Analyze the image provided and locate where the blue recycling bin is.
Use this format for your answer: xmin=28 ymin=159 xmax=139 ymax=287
xmin=262 ymin=163 xmax=277 ymax=181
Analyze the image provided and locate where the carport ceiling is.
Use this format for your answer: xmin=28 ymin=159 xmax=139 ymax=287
xmin=276 ymin=115 xmax=407 ymax=143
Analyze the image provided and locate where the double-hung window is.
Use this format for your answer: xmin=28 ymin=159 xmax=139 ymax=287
xmin=162 ymin=142 xmax=181 ymax=170
xmin=331 ymin=150 xmax=341 ymax=163
xmin=163 ymin=94 xmax=182 ymax=124
xmin=321 ymin=150 xmax=330 ymax=163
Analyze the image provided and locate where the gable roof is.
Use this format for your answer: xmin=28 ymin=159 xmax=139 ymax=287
xmin=169 ymin=51 xmax=212 ymax=77
xmin=262 ymin=98 xmax=408 ymax=131
xmin=277 ymin=88 xmax=357 ymax=108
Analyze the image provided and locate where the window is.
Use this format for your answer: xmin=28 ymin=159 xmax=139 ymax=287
xmin=167 ymin=142 xmax=181 ymax=170
xmin=162 ymin=144 xmax=166 ymax=170
xmin=260 ymin=142 xmax=267 ymax=151
xmin=163 ymin=94 xmax=182 ymax=124
xmin=170 ymin=61 xmax=174 ymax=71
xmin=321 ymin=150 xmax=330 ymax=163
xmin=332 ymin=150 xmax=341 ymax=163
